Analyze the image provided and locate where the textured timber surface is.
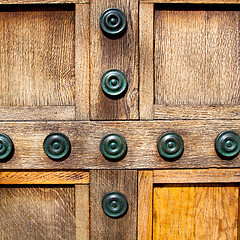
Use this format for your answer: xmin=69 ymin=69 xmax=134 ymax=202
xmin=0 ymin=186 xmax=75 ymax=240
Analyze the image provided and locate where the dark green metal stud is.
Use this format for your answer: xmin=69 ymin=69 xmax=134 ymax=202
xmin=100 ymin=8 xmax=127 ymax=38
xmin=0 ymin=133 xmax=14 ymax=161
xmin=101 ymin=69 xmax=128 ymax=98
xmin=43 ymin=132 xmax=71 ymax=161
xmin=102 ymin=191 xmax=128 ymax=218
xmin=100 ymin=133 xmax=127 ymax=161
xmin=157 ymin=132 xmax=184 ymax=161
xmin=215 ymin=130 xmax=240 ymax=159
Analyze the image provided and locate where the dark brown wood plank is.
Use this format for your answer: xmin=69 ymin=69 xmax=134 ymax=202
xmin=0 ymin=5 xmax=75 ymax=107
xmin=90 ymin=0 xmax=139 ymax=120
xmin=90 ymin=170 xmax=137 ymax=239
xmin=154 ymin=7 xmax=240 ymax=106
xmin=1 ymin=121 xmax=240 ymax=169
xmin=0 ymin=186 xmax=75 ymax=240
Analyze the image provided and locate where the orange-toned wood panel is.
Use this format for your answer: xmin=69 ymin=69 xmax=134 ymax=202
xmin=153 ymin=184 xmax=239 ymax=239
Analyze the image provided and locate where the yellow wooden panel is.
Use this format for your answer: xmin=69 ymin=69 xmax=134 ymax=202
xmin=153 ymin=184 xmax=239 ymax=240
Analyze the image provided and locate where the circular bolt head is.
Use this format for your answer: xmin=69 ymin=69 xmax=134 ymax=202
xmin=102 ymin=191 xmax=128 ymax=218
xmin=43 ymin=132 xmax=71 ymax=161
xmin=100 ymin=8 xmax=127 ymax=38
xmin=157 ymin=132 xmax=184 ymax=161
xmin=0 ymin=133 xmax=14 ymax=161
xmin=101 ymin=69 xmax=128 ymax=98
xmin=100 ymin=133 xmax=127 ymax=161
xmin=215 ymin=130 xmax=240 ymax=159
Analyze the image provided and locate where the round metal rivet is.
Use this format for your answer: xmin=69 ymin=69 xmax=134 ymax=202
xmin=43 ymin=132 xmax=71 ymax=161
xmin=100 ymin=133 xmax=127 ymax=161
xmin=102 ymin=191 xmax=128 ymax=218
xmin=100 ymin=8 xmax=127 ymax=38
xmin=157 ymin=132 xmax=184 ymax=161
xmin=215 ymin=130 xmax=240 ymax=159
xmin=0 ymin=133 xmax=14 ymax=161
xmin=101 ymin=69 xmax=128 ymax=98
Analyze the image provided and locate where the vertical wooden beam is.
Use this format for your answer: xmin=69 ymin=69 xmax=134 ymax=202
xmin=75 ymin=4 xmax=90 ymax=120
xmin=139 ymin=3 xmax=154 ymax=120
xmin=90 ymin=170 xmax=137 ymax=239
xmin=75 ymin=185 xmax=89 ymax=240
xmin=90 ymin=0 xmax=139 ymax=120
xmin=138 ymin=171 xmax=153 ymax=240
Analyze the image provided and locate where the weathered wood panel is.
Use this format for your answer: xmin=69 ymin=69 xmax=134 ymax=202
xmin=138 ymin=171 xmax=153 ymax=240
xmin=90 ymin=170 xmax=137 ymax=239
xmin=0 ymin=170 xmax=89 ymax=184
xmin=90 ymin=0 xmax=139 ymax=120
xmin=0 ymin=186 xmax=75 ymax=239
xmin=153 ymin=184 xmax=239 ymax=240
xmin=75 ymin=4 xmax=90 ymax=120
xmin=139 ymin=3 xmax=154 ymax=120
xmin=0 ymin=121 xmax=240 ymax=169
xmin=0 ymin=5 xmax=75 ymax=107
xmin=155 ymin=6 xmax=240 ymax=106
xmin=154 ymin=169 xmax=240 ymax=183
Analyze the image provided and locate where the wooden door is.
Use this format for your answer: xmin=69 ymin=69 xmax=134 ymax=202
xmin=0 ymin=0 xmax=240 ymax=239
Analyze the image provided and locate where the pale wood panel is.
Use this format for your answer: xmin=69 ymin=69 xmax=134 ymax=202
xmin=139 ymin=3 xmax=154 ymax=120
xmin=90 ymin=0 xmax=139 ymax=120
xmin=142 ymin=0 xmax=240 ymax=3
xmin=75 ymin=4 xmax=90 ymax=120
xmin=155 ymin=7 xmax=240 ymax=106
xmin=138 ymin=171 xmax=153 ymax=240
xmin=1 ymin=121 xmax=240 ymax=169
xmin=154 ymin=169 xmax=240 ymax=183
xmin=75 ymin=185 xmax=89 ymax=240
xmin=195 ymin=184 xmax=238 ymax=239
xmin=90 ymin=170 xmax=137 ymax=239
xmin=0 ymin=186 xmax=75 ymax=239
xmin=153 ymin=185 xmax=196 ymax=239
xmin=154 ymin=105 xmax=240 ymax=120
xmin=0 ymin=106 xmax=75 ymax=120
xmin=0 ymin=171 xmax=89 ymax=184
xmin=153 ymin=184 xmax=239 ymax=240
xmin=0 ymin=5 xmax=75 ymax=107
xmin=0 ymin=0 xmax=88 ymax=3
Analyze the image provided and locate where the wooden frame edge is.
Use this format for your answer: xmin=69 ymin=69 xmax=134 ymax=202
xmin=0 ymin=170 xmax=89 ymax=184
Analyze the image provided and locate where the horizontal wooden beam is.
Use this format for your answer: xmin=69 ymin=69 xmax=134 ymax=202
xmin=0 ymin=121 xmax=239 ymax=169
xmin=0 ymin=0 xmax=88 ymax=4
xmin=154 ymin=105 xmax=240 ymax=120
xmin=0 ymin=170 xmax=89 ymax=184
xmin=0 ymin=106 xmax=75 ymax=121
xmin=154 ymin=169 xmax=240 ymax=183
xmin=140 ymin=0 xmax=240 ymax=3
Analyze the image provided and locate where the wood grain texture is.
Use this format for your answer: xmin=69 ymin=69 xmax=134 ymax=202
xmin=75 ymin=185 xmax=89 ymax=240
xmin=75 ymin=4 xmax=90 ymax=120
xmin=154 ymin=105 xmax=240 ymax=120
xmin=0 ymin=0 xmax=88 ymax=3
xmin=153 ymin=184 xmax=196 ymax=239
xmin=155 ymin=7 xmax=240 ymax=106
xmin=0 ymin=186 xmax=75 ymax=240
xmin=154 ymin=169 xmax=240 ymax=183
xmin=90 ymin=0 xmax=139 ymax=120
xmin=1 ymin=120 xmax=240 ymax=169
xmin=0 ymin=5 xmax=75 ymax=107
xmin=0 ymin=106 xmax=75 ymax=120
xmin=90 ymin=170 xmax=137 ymax=240
xmin=138 ymin=171 xmax=153 ymax=240
xmin=0 ymin=170 xmax=89 ymax=184
xmin=139 ymin=3 xmax=154 ymax=120
xmin=141 ymin=0 xmax=240 ymax=3
xmin=195 ymin=184 xmax=238 ymax=239
xmin=153 ymin=184 xmax=239 ymax=240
